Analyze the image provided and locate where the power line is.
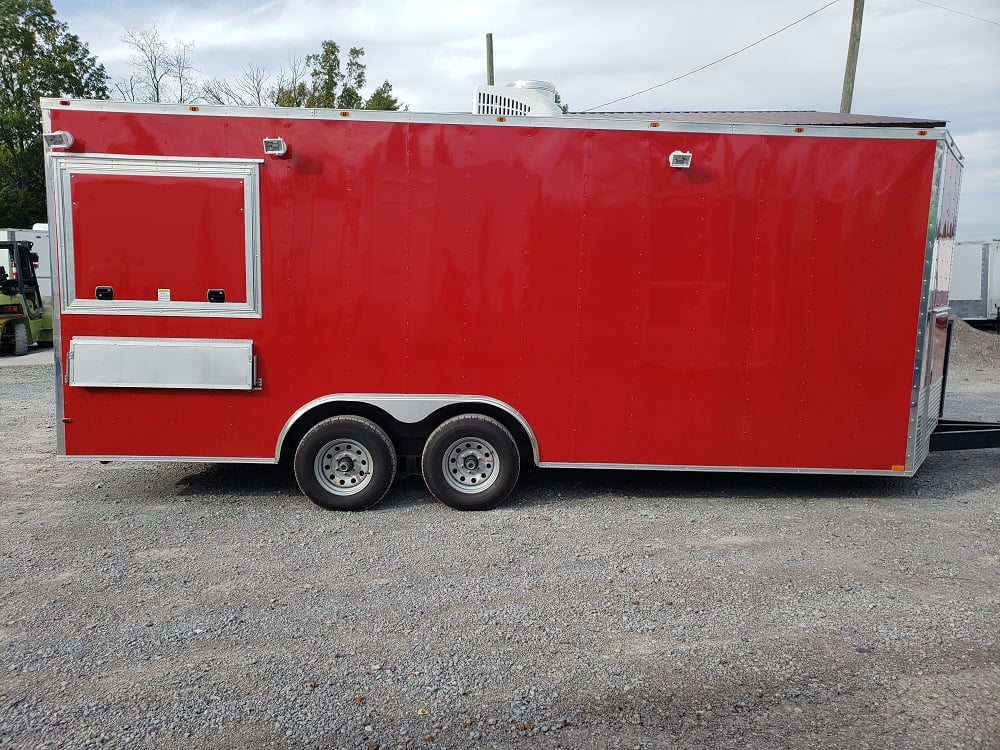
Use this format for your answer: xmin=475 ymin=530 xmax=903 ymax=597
xmin=583 ymin=0 xmax=841 ymax=112
xmin=914 ymin=0 xmax=1000 ymax=27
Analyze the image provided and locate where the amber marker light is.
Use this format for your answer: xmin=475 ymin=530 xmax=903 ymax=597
xmin=891 ymin=465 xmax=906 ymax=472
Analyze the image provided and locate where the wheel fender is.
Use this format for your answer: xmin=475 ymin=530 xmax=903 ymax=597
xmin=276 ymin=394 xmax=540 ymax=464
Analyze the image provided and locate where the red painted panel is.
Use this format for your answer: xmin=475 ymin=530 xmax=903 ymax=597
xmin=71 ymin=173 xmax=247 ymax=303
xmin=47 ymin=103 xmax=941 ymax=471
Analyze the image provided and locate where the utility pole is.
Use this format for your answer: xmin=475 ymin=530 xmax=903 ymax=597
xmin=486 ymin=33 xmax=495 ymax=85
xmin=840 ymin=0 xmax=865 ymax=113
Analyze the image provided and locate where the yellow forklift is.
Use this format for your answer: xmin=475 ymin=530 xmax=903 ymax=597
xmin=0 ymin=240 xmax=53 ymax=355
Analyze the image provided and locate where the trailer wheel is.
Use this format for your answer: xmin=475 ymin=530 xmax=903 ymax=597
xmin=421 ymin=415 xmax=520 ymax=510
xmin=294 ymin=416 xmax=396 ymax=511
xmin=12 ymin=321 xmax=29 ymax=356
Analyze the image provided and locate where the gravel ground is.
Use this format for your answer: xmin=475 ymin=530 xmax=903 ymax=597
xmin=1 ymin=330 xmax=998 ymax=750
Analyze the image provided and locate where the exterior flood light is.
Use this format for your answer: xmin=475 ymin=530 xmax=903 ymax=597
xmin=669 ymin=150 xmax=693 ymax=169
xmin=263 ymin=137 xmax=288 ymax=157
xmin=43 ymin=131 xmax=74 ymax=149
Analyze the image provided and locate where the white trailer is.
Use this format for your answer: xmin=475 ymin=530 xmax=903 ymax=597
xmin=950 ymin=240 xmax=1000 ymax=329
xmin=0 ymin=226 xmax=52 ymax=301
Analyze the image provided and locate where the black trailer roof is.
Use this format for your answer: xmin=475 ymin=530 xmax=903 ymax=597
xmin=566 ymin=111 xmax=947 ymax=128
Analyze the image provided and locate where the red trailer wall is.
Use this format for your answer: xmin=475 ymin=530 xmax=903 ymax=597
xmin=48 ymin=105 xmax=938 ymax=471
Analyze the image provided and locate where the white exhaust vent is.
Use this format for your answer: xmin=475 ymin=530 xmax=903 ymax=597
xmin=474 ymin=80 xmax=563 ymax=117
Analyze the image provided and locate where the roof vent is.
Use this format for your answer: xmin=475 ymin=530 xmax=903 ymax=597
xmin=474 ymin=80 xmax=563 ymax=117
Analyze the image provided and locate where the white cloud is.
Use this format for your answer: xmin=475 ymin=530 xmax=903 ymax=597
xmin=953 ymin=130 xmax=1000 ymax=237
xmin=55 ymin=0 xmax=1000 ymax=238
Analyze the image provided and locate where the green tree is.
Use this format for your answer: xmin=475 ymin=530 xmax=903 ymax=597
xmin=271 ymin=56 xmax=309 ymax=107
xmin=271 ymin=40 xmax=402 ymax=111
xmin=0 ymin=0 xmax=108 ymax=226
xmin=337 ymin=47 xmax=365 ymax=109
xmin=305 ymin=40 xmax=342 ymax=108
xmin=364 ymin=80 xmax=401 ymax=111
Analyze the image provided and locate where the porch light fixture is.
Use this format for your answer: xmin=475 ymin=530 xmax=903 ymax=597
xmin=263 ymin=137 xmax=288 ymax=157
xmin=668 ymin=150 xmax=693 ymax=169
xmin=43 ymin=131 xmax=75 ymax=149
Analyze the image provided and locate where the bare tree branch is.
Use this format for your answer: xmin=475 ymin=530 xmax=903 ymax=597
xmin=121 ymin=24 xmax=170 ymax=103
xmin=168 ymin=40 xmax=196 ymax=103
xmin=235 ymin=64 xmax=271 ymax=106
xmin=200 ymin=77 xmax=241 ymax=106
xmin=113 ymin=75 xmax=141 ymax=102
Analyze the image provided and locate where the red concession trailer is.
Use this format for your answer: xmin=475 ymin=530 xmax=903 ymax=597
xmin=41 ymin=94 xmax=973 ymax=511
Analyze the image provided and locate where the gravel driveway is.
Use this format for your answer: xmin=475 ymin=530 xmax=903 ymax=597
xmin=1 ymin=327 xmax=998 ymax=750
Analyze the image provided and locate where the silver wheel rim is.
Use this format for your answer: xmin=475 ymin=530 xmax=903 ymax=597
xmin=441 ymin=436 xmax=500 ymax=494
xmin=314 ymin=439 xmax=374 ymax=496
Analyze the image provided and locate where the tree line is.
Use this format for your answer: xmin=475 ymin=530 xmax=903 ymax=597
xmin=0 ymin=0 xmax=404 ymax=227
xmin=115 ymin=27 xmax=402 ymax=111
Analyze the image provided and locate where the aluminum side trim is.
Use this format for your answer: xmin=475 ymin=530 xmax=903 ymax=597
xmin=906 ymin=141 xmax=949 ymax=473
xmin=55 ymin=455 xmax=911 ymax=475
xmin=942 ymin=130 xmax=964 ymax=162
xmin=58 ymin=455 xmax=275 ymax=464
xmin=47 ymin=153 xmax=264 ymax=165
xmin=61 ymin=300 xmax=261 ymax=318
xmin=42 ymin=106 xmax=67 ymax=457
xmin=56 ymin=456 xmax=910 ymax=477
xmin=538 ymin=462 xmax=915 ymax=477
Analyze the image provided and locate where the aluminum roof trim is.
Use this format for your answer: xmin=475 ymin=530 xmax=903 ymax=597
xmin=39 ymin=99 xmax=949 ymax=139
xmin=565 ymin=111 xmax=947 ymax=127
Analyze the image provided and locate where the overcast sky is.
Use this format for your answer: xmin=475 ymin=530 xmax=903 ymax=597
xmin=56 ymin=0 xmax=999 ymax=240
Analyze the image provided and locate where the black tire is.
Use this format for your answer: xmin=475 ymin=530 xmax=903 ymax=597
xmin=421 ymin=414 xmax=520 ymax=510
xmin=294 ymin=416 xmax=397 ymax=511
xmin=12 ymin=321 xmax=28 ymax=356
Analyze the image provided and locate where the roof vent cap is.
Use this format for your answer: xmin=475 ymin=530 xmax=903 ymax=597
xmin=507 ymin=80 xmax=557 ymax=101
xmin=474 ymin=80 xmax=563 ymax=117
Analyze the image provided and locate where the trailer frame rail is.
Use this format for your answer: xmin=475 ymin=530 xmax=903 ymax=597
xmin=930 ymin=419 xmax=1000 ymax=452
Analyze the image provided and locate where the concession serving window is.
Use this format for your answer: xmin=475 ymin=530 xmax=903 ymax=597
xmin=50 ymin=154 xmax=262 ymax=317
